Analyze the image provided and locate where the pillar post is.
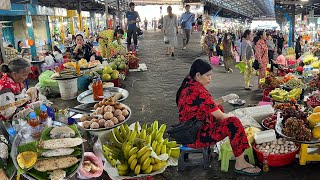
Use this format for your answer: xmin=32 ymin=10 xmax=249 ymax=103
xmin=78 ymin=12 xmax=83 ymax=33
xmin=45 ymin=16 xmax=51 ymax=49
xmin=60 ymin=17 xmax=65 ymax=44
xmin=26 ymin=13 xmax=36 ymax=58
xmin=67 ymin=10 xmax=75 ymax=35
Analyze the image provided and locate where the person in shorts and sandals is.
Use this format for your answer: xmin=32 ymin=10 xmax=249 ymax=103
xmin=125 ymin=2 xmax=141 ymax=51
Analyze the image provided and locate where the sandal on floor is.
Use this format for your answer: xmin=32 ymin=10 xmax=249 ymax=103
xmin=234 ymin=166 xmax=261 ymax=176
xmin=244 ymin=87 xmax=252 ymax=91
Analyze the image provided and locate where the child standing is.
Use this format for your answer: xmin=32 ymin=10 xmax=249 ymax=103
xmin=204 ymin=30 xmax=217 ymax=60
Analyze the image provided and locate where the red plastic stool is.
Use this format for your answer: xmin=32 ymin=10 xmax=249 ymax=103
xmin=28 ymin=66 xmax=40 ymax=80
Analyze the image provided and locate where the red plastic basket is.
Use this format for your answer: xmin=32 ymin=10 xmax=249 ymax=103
xmin=253 ymin=143 xmax=299 ymax=167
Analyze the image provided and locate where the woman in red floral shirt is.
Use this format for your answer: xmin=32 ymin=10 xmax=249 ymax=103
xmin=176 ymin=59 xmax=261 ymax=175
xmin=255 ymin=31 xmax=268 ymax=89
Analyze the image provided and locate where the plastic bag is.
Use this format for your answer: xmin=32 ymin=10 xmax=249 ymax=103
xmin=235 ymin=61 xmax=246 ymax=73
xmin=38 ymin=70 xmax=58 ymax=87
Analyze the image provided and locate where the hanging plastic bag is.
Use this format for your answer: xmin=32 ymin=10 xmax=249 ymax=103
xmin=235 ymin=61 xmax=246 ymax=74
xmin=38 ymin=70 xmax=58 ymax=87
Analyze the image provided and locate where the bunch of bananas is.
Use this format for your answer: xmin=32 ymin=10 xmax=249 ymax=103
xmin=102 ymin=121 xmax=180 ymax=176
xmin=270 ymin=88 xmax=302 ymax=102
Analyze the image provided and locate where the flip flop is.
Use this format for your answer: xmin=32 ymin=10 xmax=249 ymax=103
xmin=234 ymin=166 xmax=261 ymax=176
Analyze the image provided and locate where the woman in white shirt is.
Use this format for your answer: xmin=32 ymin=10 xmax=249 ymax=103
xmin=53 ymin=46 xmax=63 ymax=64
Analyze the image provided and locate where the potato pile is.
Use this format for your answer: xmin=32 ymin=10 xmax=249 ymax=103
xmin=80 ymin=98 xmax=130 ymax=129
xmin=255 ymin=138 xmax=297 ymax=154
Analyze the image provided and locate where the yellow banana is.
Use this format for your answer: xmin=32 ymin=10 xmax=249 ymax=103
xmin=111 ymin=130 xmax=122 ymax=148
xmin=113 ymin=128 xmax=124 ymax=143
xmin=128 ymin=154 xmax=137 ymax=165
xmin=137 ymin=146 xmax=150 ymax=159
xmin=151 ymin=141 xmax=158 ymax=151
xmin=150 ymin=157 xmax=156 ymax=165
xmin=141 ymin=157 xmax=151 ymax=171
xmin=155 ymin=131 xmax=164 ymax=142
xmin=128 ymin=147 xmax=139 ymax=157
xmin=129 ymin=130 xmax=137 ymax=143
xmin=152 ymin=161 xmax=167 ymax=172
xmin=170 ymin=147 xmax=180 ymax=158
xmin=134 ymin=164 xmax=141 ymax=175
xmin=118 ymin=170 xmax=129 ymax=176
xmin=161 ymin=144 xmax=166 ymax=155
xmin=146 ymin=135 xmax=152 ymax=146
xmin=143 ymin=165 xmax=153 ymax=174
xmin=159 ymin=124 xmax=166 ymax=132
xmin=140 ymin=129 xmax=147 ymax=140
xmin=117 ymin=163 xmax=129 ymax=171
xmin=139 ymin=150 xmax=151 ymax=164
xmin=154 ymin=158 xmax=161 ymax=164
xmin=124 ymin=143 xmax=132 ymax=159
xmin=130 ymin=158 xmax=138 ymax=171
xmin=151 ymin=129 xmax=158 ymax=142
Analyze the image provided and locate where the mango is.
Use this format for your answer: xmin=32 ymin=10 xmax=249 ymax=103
xmin=17 ymin=151 xmax=38 ymax=169
xmin=312 ymin=126 xmax=320 ymax=139
xmin=313 ymin=106 xmax=320 ymax=113
xmin=308 ymin=113 xmax=320 ymax=128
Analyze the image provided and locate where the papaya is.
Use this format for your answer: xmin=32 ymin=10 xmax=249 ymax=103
xmin=308 ymin=113 xmax=320 ymax=128
xmin=312 ymin=126 xmax=320 ymax=139
xmin=313 ymin=106 xmax=320 ymax=113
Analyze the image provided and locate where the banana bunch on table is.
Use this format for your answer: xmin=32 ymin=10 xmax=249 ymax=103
xmin=102 ymin=121 xmax=180 ymax=176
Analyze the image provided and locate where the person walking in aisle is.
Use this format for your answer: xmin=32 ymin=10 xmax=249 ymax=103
xmin=163 ymin=6 xmax=178 ymax=56
xmin=222 ymin=33 xmax=234 ymax=73
xmin=153 ymin=18 xmax=157 ymax=31
xmin=255 ymin=31 xmax=269 ymax=89
xmin=241 ymin=30 xmax=254 ymax=90
xmin=179 ymin=5 xmax=194 ymax=50
xmin=277 ymin=33 xmax=284 ymax=53
xmin=295 ymin=36 xmax=302 ymax=60
xmin=144 ymin=18 xmax=148 ymax=30
xmin=125 ymin=2 xmax=141 ymax=51
xmin=196 ymin=15 xmax=203 ymax=32
xmin=266 ymin=34 xmax=276 ymax=72
xmin=204 ymin=30 xmax=217 ymax=60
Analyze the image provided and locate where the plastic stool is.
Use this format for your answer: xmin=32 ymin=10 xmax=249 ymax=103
xmin=28 ymin=66 xmax=40 ymax=80
xmin=218 ymin=140 xmax=255 ymax=172
xmin=299 ymin=143 xmax=320 ymax=165
xmin=178 ymin=145 xmax=210 ymax=171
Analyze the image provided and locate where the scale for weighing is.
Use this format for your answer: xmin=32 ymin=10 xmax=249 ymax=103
xmin=228 ymin=99 xmax=246 ymax=110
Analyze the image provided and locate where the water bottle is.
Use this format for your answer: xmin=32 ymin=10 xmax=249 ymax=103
xmin=3 ymin=122 xmax=17 ymax=144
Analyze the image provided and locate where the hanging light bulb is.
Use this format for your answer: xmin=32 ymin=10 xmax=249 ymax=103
xmin=26 ymin=22 xmax=32 ymax=27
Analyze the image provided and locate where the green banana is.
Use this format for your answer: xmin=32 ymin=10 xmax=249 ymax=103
xmin=146 ymin=135 xmax=152 ymax=146
xmin=128 ymin=147 xmax=139 ymax=157
xmin=141 ymin=157 xmax=151 ymax=171
xmin=117 ymin=163 xmax=129 ymax=171
xmin=161 ymin=144 xmax=167 ymax=155
xmin=155 ymin=131 xmax=164 ymax=142
xmin=123 ymin=143 xmax=132 ymax=159
xmin=152 ymin=121 xmax=159 ymax=131
xmin=143 ymin=164 xmax=153 ymax=174
xmin=110 ymin=158 xmax=117 ymax=167
xmin=159 ymin=124 xmax=166 ymax=132
xmin=150 ymin=157 xmax=156 ymax=165
xmin=150 ymin=129 xmax=158 ymax=141
xmin=113 ymin=128 xmax=124 ymax=143
xmin=134 ymin=164 xmax=141 ymax=175
xmin=119 ymin=124 xmax=127 ymax=139
xmin=139 ymin=150 xmax=151 ymax=164
xmin=111 ymin=130 xmax=122 ymax=148
xmin=137 ymin=146 xmax=150 ymax=159
xmin=167 ymin=148 xmax=171 ymax=157
xmin=147 ymin=126 xmax=153 ymax=134
xmin=155 ymin=142 xmax=162 ymax=155
xmin=142 ymin=123 xmax=148 ymax=130
xmin=129 ymin=130 xmax=137 ymax=143
xmin=128 ymin=153 xmax=137 ymax=165
xmin=118 ymin=169 xmax=129 ymax=176
xmin=103 ymin=145 xmax=122 ymax=155
xmin=124 ymin=124 xmax=131 ymax=137
xmin=170 ymin=147 xmax=180 ymax=158
xmin=166 ymin=141 xmax=178 ymax=148
xmin=162 ymin=138 xmax=169 ymax=145
xmin=135 ymin=122 xmax=140 ymax=133
xmin=151 ymin=141 xmax=158 ymax=151
xmin=140 ymin=129 xmax=147 ymax=140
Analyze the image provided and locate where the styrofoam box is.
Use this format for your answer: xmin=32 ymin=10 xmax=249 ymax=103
xmin=243 ymin=105 xmax=275 ymax=123
xmin=254 ymin=129 xmax=277 ymax=144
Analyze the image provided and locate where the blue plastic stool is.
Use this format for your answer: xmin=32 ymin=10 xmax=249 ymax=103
xmin=178 ymin=145 xmax=211 ymax=171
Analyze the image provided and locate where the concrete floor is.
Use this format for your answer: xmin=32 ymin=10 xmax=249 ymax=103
xmin=46 ymin=30 xmax=320 ymax=179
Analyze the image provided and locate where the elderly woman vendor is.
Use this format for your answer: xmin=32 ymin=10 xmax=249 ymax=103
xmin=0 ymin=58 xmax=40 ymax=121
xmin=176 ymin=59 xmax=261 ymax=176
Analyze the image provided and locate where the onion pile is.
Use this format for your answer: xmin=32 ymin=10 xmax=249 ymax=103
xmin=255 ymin=138 xmax=297 ymax=154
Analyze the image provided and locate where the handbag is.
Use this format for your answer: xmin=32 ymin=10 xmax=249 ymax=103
xmin=167 ymin=118 xmax=203 ymax=145
xmin=181 ymin=14 xmax=193 ymax=28
xmin=252 ymin=59 xmax=260 ymax=70
xmin=164 ymin=36 xmax=169 ymax=44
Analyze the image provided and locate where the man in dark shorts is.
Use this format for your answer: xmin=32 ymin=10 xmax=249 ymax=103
xmin=125 ymin=2 xmax=141 ymax=51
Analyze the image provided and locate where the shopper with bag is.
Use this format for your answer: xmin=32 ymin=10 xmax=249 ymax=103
xmin=163 ymin=6 xmax=178 ymax=56
xmin=222 ymin=33 xmax=234 ymax=73
xmin=204 ymin=30 xmax=217 ymax=60
xmin=255 ymin=31 xmax=269 ymax=89
xmin=174 ymin=59 xmax=261 ymax=176
xmin=179 ymin=5 xmax=194 ymax=50
xmin=241 ymin=30 xmax=254 ymax=90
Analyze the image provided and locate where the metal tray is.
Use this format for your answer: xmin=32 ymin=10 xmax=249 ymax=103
xmin=228 ymin=99 xmax=246 ymax=106
xmin=71 ymin=103 xmax=131 ymax=132
xmin=275 ymin=112 xmax=320 ymax=144
xmin=77 ymin=87 xmax=129 ymax=104
xmin=10 ymin=121 xmax=84 ymax=180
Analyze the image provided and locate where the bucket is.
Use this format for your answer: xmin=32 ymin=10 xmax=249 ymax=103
xmin=57 ymin=78 xmax=78 ymax=100
xmin=210 ymin=56 xmax=220 ymax=65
